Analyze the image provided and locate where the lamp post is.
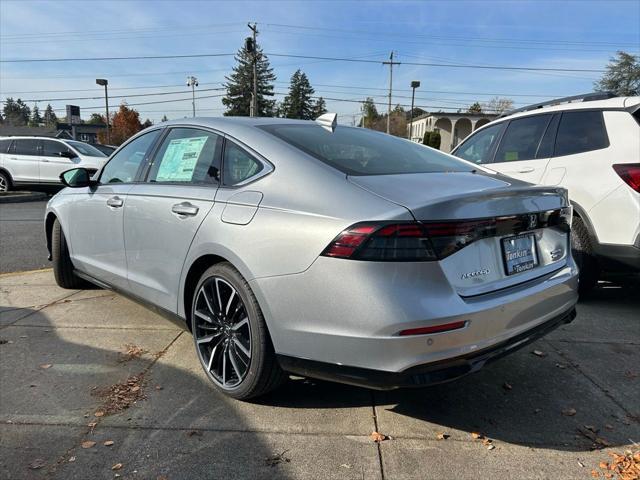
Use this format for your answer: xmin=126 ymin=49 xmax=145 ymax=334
xmin=95 ymin=78 xmax=110 ymax=144
xmin=187 ymin=76 xmax=199 ymax=117
xmin=409 ymin=80 xmax=420 ymax=141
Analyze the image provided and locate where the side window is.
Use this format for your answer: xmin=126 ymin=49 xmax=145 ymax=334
xmin=554 ymin=111 xmax=608 ymax=157
xmin=100 ymin=130 xmax=161 ymax=184
xmin=42 ymin=140 xmax=71 ymax=157
xmin=494 ymin=115 xmax=552 ymax=162
xmin=147 ymin=128 xmax=222 ymax=184
xmin=0 ymin=139 xmax=11 ymax=154
xmin=223 ymin=141 xmax=264 ymax=186
xmin=454 ymin=123 xmax=503 ymax=164
xmin=14 ymin=139 xmax=40 ymax=156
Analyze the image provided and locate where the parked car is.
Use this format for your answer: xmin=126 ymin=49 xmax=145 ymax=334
xmin=452 ymin=93 xmax=640 ymax=292
xmin=45 ymin=116 xmax=578 ymax=400
xmin=89 ymin=143 xmax=117 ymax=156
xmin=0 ymin=136 xmax=108 ymax=192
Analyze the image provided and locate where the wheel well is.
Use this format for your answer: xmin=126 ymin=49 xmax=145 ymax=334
xmin=183 ymin=254 xmax=228 ymax=330
xmin=0 ymin=168 xmax=12 ymax=185
xmin=45 ymin=213 xmax=57 ymax=257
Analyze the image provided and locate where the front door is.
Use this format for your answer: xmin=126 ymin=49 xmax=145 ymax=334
xmin=489 ymin=114 xmax=554 ymax=184
xmin=40 ymin=139 xmax=80 ymax=183
xmin=68 ymin=129 xmax=162 ymax=289
xmin=124 ymin=127 xmax=223 ymax=312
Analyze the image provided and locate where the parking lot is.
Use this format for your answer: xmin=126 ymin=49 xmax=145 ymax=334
xmin=0 ymin=202 xmax=637 ymax=479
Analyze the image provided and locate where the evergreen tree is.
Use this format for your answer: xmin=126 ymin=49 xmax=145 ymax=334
xmin=87 ymin=113 xmax=105 ymax=125
xmin=467 ymin=102 xmax=483 ymax=114
xmin=141 ymin=118 xmax=153 ymax=128
xmin=29 ymin=105 xmax=43 ymax=126
xmin=360 ymin=97 xmax=379 ymax=128
xmin=43 ymin=104 xmax=58 ymax=127
xmin=161 ymin=115 xmax=169 ymax=122
xmin=312 ymin=97 xmax=327 ymax=118
xmin=222 ymin=42 xmax=276 ymax=116
xmin=280 ymin=70 xmax=316 ymax=120
xmin=594 ymin=51 xmax=639 ymax=96
xmin=2 ymin=98 xmax=30 ymax=126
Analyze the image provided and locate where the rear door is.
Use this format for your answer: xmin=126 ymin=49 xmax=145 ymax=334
xmin=124 ymin=127 xmax=223 ymax=311
xmin=40 ymin=139 xmax=79 ymax=183
xmin=7 ymin=138 xmax=40 ymax=183
xmin=489 ymin=114 xmax=554 ymax=184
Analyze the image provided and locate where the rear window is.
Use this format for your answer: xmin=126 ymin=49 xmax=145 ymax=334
xmin=14 ymin=139 xmax=40 ymax=156
xmin=259 ymin=124 xmax=473 ymax=175
xmin=554 ymin=111 xmax=608 ymax=157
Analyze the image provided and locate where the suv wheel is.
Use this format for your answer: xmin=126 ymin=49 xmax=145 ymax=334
xmin=52 ymin=218 xmax=86 ymax=289
xmin=0 ymin=171 xmax=11 ymax=192
xmin=191 ymin=263 xmax=286 ymax=400
xmin=571 ymin=216 xmax=599 ymax=294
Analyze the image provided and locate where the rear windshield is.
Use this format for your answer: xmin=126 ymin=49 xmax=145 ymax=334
xmin=259 ymin=124 xmax=473 ymax=176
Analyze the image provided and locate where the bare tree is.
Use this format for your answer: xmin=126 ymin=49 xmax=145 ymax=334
xmin=483 ymin=97 xmax=514 ymax=114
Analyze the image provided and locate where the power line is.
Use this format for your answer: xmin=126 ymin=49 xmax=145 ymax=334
xmin=3 ymin=87 xmax=225 ymax=104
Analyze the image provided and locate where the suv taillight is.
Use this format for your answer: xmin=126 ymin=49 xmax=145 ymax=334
xmin=613 ymin=163 xmax=640 ymax=192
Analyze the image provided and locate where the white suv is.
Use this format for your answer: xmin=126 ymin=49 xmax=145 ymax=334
xmin=452 ymin=93 xmax=640 ymax=292
xmin=0 ymin=136 xmax=108 ymax=192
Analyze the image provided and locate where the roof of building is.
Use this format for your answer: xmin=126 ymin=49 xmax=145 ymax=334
xmin=0 ymin=126 xmax=59 ymax=137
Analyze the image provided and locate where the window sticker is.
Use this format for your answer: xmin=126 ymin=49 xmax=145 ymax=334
xmin=156 ymin=136 xmax=208 ymax=181
xmin=504 ymin=151 xmax=519 ymax=161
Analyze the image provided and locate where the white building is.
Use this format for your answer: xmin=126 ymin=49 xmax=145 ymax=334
xmin=407 ymin=112 xmax=497 ymax=153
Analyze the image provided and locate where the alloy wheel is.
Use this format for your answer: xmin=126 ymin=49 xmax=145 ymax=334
xmin=0 ymin=176 xmax=7 ymax=192
xmin=193 ymin=276 xmax=252 ymax=389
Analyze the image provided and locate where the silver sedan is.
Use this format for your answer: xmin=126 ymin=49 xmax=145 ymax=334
xmin=45 ymin=116 xmax=578 ymax=400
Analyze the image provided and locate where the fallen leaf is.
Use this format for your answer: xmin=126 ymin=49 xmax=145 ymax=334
xmin=155 ymin=385 xmax=163 ymax=390
xmin=487 ymin=444 xmax=496 ymax=450
xmin=340 ymin=464 xmax=352 ymax=469
xmin=370 ymin=431 xmax=388 ymax=443
xmin=39 ymin=364 xmax=53 ymax=369
xmin=562 ymin=408 xmax=577 ymax=416
xmin=186 ymin=430 xmax=202 ymax=437
xmin=578 ymin=460 xmax=585 ymax=468
xmin=265 ymin=450 xmax=290 ymax=467
xmin=532 ymin=350 xmax=547 ymax=357
xmin=435 ymin=432 xmax=449 ymax=440
xmin=29 ymin=458 xmax=46 ymax=470
xmin=604 ymin=424 xmax=614 ymax=430
xmin=555 ymin=363 xmax=567 ymax=369
xmin=482 ymin=438 xmax=493 ymax=446
xmin=112 ymin=463 xmax=123 ymax=471
xmin=502 ymin=382 xmax=512 ymax=391
xmin=591 ymin=469 xmax=600 ymax=478
xmin=599 ymin=461 xmax=609 ymax=469
xmin=87 ymin=422 xmax=97 ymax=428
xmin=471 ymin=432 xmax=483 ymax=439
xmin=94 ymin=411 xmax=105 ymax=417
xmin=584 ymin=425 xmax=598 ymax=433
xmin=81 ymin=440 xmax=96 ymax=449
xmin=68 ymin=456 xmax=76 ymax=463
xmin=104 ymin=440 xmax=114 ymax=446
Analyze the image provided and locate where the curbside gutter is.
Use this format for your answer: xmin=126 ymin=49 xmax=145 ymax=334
xmin=0 ymin=191 xmax=48 ymax=204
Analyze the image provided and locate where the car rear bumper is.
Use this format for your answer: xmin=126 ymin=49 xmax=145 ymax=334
xmin=277 ymin=307 xmax=576 ymax=389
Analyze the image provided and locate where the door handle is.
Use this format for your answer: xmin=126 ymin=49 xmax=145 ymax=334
xmin=41 ymin=159 xmax=50 ymax=162
xmin=517 ymin=167 xmax=535 ymax=173
xmin=172 ymin=202 xmax=199 ymax=217
xmin=106 ymin=196 xmax=124 ymax=208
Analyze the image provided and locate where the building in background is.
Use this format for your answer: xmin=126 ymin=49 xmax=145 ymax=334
xmin=408 ymin=112 xmax=497 ymax=153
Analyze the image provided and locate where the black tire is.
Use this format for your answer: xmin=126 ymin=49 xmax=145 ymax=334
xmin=0 ymin=171 xmax=11 ymax=192
xmin=52 ymin=218 xmax=85 ymax=289
xmin=571 ymin=216 xmax=599 ymax=294
xmin=191 ymin=262 xmax=286 ymax=400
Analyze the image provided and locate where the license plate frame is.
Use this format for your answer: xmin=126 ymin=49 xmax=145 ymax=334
xmin=501 ymin=233 xmax=539 ymax=276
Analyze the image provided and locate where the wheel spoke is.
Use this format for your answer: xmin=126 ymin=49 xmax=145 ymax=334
xmin=222 ymin=344 xmax=227 ymax=386
xmin=231 ymin=317 xmax=248 ymax=331
xmin=197 ymin=332 xmax=221 ymax=344
xmin=228 ymin=347 xmax=243 ymax=380
xmin=215 ymin=279 xmax=223 ymax=316
xmin=225 ymin=287 xmax=236 ymax=316
xmin=233 ymin=336 xmax=250 ymax=357
xmin=195 ymin=309 xmax=214 ymax=324
xmin=207 ymin=337 xmax=224 ymax=371
xmin=201 ymin=287 xmax=216 ymax=316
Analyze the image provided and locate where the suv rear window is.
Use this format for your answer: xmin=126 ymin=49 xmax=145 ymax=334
xmin=14 ymin=139 xmax=40 ymax=156
xmin=260 ymin=124 xmax=473 ymax=175
xmin=554 ymin=111 xmax=608 ymax=157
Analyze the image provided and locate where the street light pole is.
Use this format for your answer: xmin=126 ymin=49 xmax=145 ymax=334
xmin=187 ymin=76 xmax=199 ymax=117
xmin=248 ymin=23 xmax=258 ymax=117
xmin=409 ymin=80 xmax=420 ymax=141
xmin=95 ymin=79 xmax=110 ymax=145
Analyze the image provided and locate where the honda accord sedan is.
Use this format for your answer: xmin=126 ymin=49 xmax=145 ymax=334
xmin=45 ymin=115 xmax=578 ymax=400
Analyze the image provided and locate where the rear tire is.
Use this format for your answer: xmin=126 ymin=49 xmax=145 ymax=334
xmin=52 ymin=218 xmax=85 ymax=289
xmin=571 ymin=216 xmax=599 ymax=294
xmin=191 ymin=263 xmax=286 ymax=400
xmin=0 ymin=171 xmax=11 ymax=192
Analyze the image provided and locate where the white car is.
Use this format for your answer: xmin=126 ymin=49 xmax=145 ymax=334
xmin=0 ymin=136 xmax=108 ymax=191
xmin=452 ymin=93 xmax=640 ymax=292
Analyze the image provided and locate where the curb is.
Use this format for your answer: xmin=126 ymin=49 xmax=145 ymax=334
xmin=0 ymin=191 xmax=48 ymax=204
xmin=0 ymin=268 xmax=53 ymax=278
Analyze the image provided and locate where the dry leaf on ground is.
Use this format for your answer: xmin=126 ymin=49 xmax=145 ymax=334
xmin=370 ymin=431 xmax=389 ymax=442
xmin=104 ymin=440 xmax=114 ymax=446
xmin=265 ymin=450 xmax=290 ymax=467
xmin=29 ymin=459 xmax=46 ymax=470
xmin=502 ymin=382 xmax=513 ymax=391
xmin=81 ymin=440 xmax=96 ymax=449
xmin=112 ymin=463 xmax=123 ymax=471
xmin=562 ymin=408 xmax=577 ymax=416
xmin=471 ymin=432 xmax=483 ymax=439
xmin=92 ymin=375 xmax=146 ymax=416
xmin=532 ymin=350 xmax=547 ymax=358
xmin=119 ymin=344 xmax=147 ymax=363
xmin=436 ymin=432 xmax=449 ymax=440
xmin=39 ymin=364 xmax=53 ymax=369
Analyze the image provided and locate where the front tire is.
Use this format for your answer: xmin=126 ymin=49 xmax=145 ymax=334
xmin=191 ymin=263 xmax=286 ymax=400
xmin=571 ymin=216 xmax=599 ymax=294
xmin=0 ymin=171 xmax=11 ymax=192
xmin=51 ymin=218 xmax=85 ymax=289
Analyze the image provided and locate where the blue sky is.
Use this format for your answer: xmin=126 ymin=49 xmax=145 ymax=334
xmin=1 ymin=0 xmax=638 ymax=124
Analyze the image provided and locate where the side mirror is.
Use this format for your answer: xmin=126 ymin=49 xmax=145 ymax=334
xmin=60 ymin=168 xmax=92 ymax=188
xmin=58 ymin=151 xmax=77 ymax=159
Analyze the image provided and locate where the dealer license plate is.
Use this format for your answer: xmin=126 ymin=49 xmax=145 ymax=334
xmin=501 ymin=234 xmax=538 ymax=276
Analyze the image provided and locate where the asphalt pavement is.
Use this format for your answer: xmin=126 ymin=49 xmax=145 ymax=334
xmin=0 ymin=270 xmax=638 ymax=479
xmin=0 ymin=200 xmax=49 ymax=273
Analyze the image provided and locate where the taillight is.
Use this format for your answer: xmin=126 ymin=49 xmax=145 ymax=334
xmin=613 ymin=163 xmax=640 ymax=192
xmin=322 ymin=208 xmax=571 ymax=262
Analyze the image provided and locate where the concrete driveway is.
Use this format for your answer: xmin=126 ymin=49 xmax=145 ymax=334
xmin=1 ymin=270 xmax=638 ymax=479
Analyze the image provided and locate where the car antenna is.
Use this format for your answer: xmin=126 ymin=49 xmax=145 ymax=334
xmin=316 ymin=113 xmax=337 ymax=132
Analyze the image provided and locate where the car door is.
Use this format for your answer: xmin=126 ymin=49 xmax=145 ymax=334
xmin=40 ymin=139 xmax=80 ymax=183
xmin=123 ymin=127 xmax=223 ymax=311
xmin=7 ymin=138 xmax=40 ymax=183
xmin=68 ymin=129 xmax=162 ymax=289
xmin=489 ymin=114 xmax=554 ymax=183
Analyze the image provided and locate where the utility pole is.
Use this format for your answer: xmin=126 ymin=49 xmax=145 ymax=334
xmin=95 ymin=78 xmax=110 ymax=144
xmin=409 ymin=80 xmax=420 ymax=140
xmin=382 ymin=51 xmax=400 ymax=134
xmin=187 ymin=76 xmax=198 ymax=117
xmin=248 ymin=23 xmax=259 ymax=117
